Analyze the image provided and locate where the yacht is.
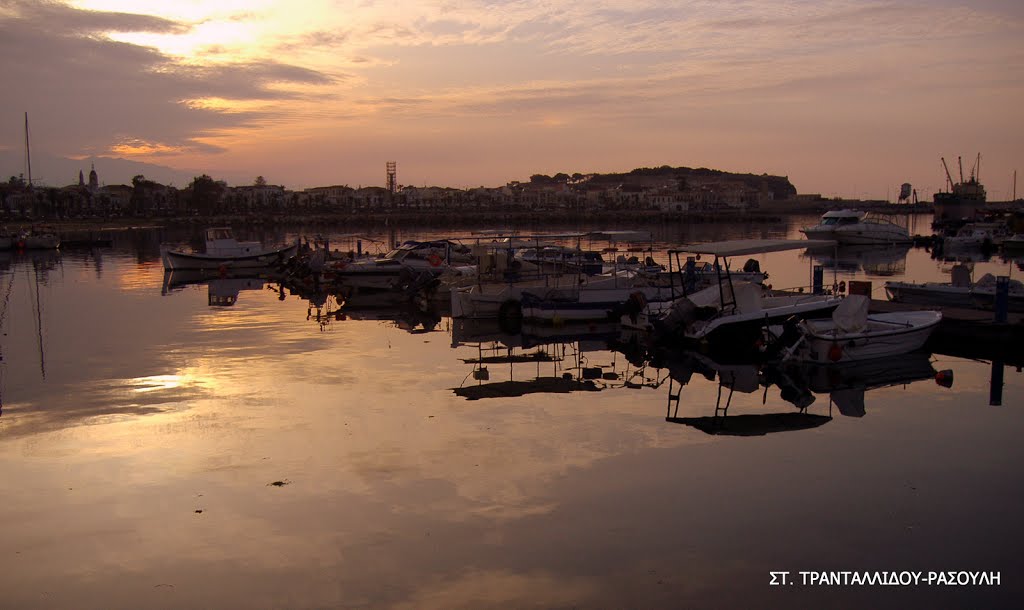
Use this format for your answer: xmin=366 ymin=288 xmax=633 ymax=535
xmin=801 ymin=210 xmax=911 ymax=245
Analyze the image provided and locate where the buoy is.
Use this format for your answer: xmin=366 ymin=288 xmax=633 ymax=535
xmin=827 ymin=343 xmax=843 ymax=362
xmin=935 ymin=369 xmax=954 ymax=388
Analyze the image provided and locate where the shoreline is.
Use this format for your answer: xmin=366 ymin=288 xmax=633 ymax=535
xmin=9 ymin=202 xmax=944 ymax=234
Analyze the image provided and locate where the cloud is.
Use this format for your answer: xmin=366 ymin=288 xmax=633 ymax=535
xmin=0 ymin=0 xmax=337 ymax=164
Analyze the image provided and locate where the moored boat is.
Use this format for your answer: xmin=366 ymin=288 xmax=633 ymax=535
xmin=621 ymin=239 xmax=843 ymax=357
xmin=160 ymin=227 xmax=297 ymax=270
xmin=884 ymin=263 xmax=1024 ymax=312
xmin=765 ymin=295 xmax=941 ymax=364
xmin=800 ymin=210 xmax=911 ymax=245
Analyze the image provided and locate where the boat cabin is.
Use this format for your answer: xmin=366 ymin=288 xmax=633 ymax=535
xmin=816 ymin=210 xmax=864 ymax=227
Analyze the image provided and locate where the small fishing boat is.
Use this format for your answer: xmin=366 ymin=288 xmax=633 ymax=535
xmin=884 ymin=264 xmax=1024 ymax=312
xmin=160 ymin=227 xmax=297 ymax=271
xmin=801 ymin=209 xmax=911 ymax=245
xmin=766 ymin=295 xmax=941 ymax=364
xmin=943 ymin=222 xmax=1009 ymax=249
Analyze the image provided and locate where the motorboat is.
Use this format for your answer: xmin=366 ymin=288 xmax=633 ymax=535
xmin=327 ymin=240 xmax=476 ymax=290
xmin=519 ymin=273 xmax=680 ymax=323
xmin=621 ymin=239 xmax=843 ymax=358
xmin=943 ymin=222 xmax=1010 ymax=249
xmin=765 ymin=295 xmax=941 ymax=364
xmin=161 ymin=227 xmax=297 ymax=270
xmin=884 ymin=263 xmax=1024 ymax=312
xmin=801 ymin=209 xmax=911 ymax=245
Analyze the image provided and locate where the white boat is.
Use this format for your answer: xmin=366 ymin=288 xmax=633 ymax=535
xmin=328 ymin=240 xmax=476 ymax=290
xmin=767 ymin=295 xmax=941 ymax=364
xmin=519 ymin=272 xmax=680 ymax=322
xmin=801 ymin=209 xmax=911 ymax=245
xmin=160 ymin=227 xmax=297 ymax=270
xmin=943 ymin=222 xmax=1009 ymax=249
xmin=884 ymin=264 xmax=1024 ymax=312
xmin=623 ymin=239 xmax=843 ymax=356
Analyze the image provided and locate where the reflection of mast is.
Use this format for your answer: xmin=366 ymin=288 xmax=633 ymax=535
xmin=0 ymin=272 xmax=15 ymax=415
xmin=26 ymin=265 xmax=45 ymax=379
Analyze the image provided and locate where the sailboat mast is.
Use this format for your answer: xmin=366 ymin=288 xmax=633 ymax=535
xmin=24 ymin=112 xmax=33 ymax=188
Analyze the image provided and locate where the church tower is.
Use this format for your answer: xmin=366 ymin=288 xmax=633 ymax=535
xmin=88 ymin=163 xmax=98 ymax=191
xmin=79 ymin=169 xmax=85 ymax=187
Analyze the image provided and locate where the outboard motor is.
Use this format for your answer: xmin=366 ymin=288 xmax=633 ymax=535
xmin=762 ymin=314 xmax=804 ymax=359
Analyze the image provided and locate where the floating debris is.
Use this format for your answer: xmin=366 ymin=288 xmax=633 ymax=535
xmin=268 ymin=480 xmax=291 ymax=487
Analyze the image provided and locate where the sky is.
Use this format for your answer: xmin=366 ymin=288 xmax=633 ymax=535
xmin=1 ymin=0 xmax=1022 ymax=199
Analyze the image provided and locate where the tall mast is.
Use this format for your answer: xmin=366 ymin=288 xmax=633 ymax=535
xmin=958 ymin=156 xmax=964 ymax=184
xmin=975 ymin=153 xmax=981 ymax=182
xmin=24 ymin=112 xmax=33 ymax=188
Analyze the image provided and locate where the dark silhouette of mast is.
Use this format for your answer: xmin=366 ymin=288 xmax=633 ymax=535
xmin=24 ymin=112 xmax=33 ymax=188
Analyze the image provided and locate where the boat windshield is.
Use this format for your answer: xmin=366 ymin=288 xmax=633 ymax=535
xmin=207 ymin=228 xmax=234 ymax=240
xmin=822 ymin=217 xmax=859 ymax=226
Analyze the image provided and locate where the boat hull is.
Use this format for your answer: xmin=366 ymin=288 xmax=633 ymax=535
xmin=161 ymin=243 xmax=297 ymax=270
xmin=885 ymin=281 xmax=1024 ymax=312
xmin=794 ymin=311 xmax=941 ymax=363
xmin=801 ymin=226 xmax=911 ymax=245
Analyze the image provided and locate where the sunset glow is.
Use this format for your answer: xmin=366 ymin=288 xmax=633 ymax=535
xmin=3 ymin=0 xmax=1022 ymax=198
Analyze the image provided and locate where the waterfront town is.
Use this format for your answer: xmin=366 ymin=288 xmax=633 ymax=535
xmin=1 ymin=163 xmax=894 ymax=222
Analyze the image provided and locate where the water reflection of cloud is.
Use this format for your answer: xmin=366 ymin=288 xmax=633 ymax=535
xmin=1 ymin=374 xmax=212 ymax=438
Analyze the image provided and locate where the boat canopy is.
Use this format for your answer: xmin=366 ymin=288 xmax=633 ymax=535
xmin=671 ymin=239 xmax=837 ymax=257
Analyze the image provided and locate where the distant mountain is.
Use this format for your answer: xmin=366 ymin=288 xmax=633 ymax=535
xmin=0 ymin=149 xmax=202 ymax=188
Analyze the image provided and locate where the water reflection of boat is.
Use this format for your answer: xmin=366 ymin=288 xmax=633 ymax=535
xmin=161 ymin=270 xmax=268 ymax=306
xmin=802 ymin=243 xmax=910 ymax=277
xmin=452 ymin=325 xmax=661 ymax=400
xmin=659 ymin=348 xmax=942 ymax=435
xmin=768 ymin=352 xmax=938 ymax=417
xmin=662 ymin=350 xmax=830 ymax=436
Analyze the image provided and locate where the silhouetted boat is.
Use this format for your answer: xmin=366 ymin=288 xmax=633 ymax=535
xmin=160 ymin=227 xmax=297 ymax=270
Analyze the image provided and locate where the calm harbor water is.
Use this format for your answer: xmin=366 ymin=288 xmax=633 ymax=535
xmin=1 ymin=215 xmax=1022 ymax=609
